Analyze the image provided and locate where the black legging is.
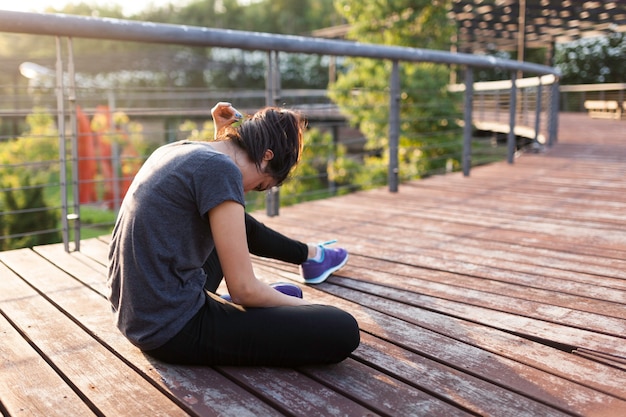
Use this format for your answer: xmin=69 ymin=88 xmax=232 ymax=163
xmin=144 ymin=214 xmax=360 ymax=366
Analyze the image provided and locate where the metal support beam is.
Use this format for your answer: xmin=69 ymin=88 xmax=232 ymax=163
xmin=534 ymin=81 xmax=543 ymax=144
xmin=66 ymin=37 xmax=81 ymax=251
xmin=548 ymin=79 xmax=560 ymax=147
xmin=507 ymin=72 xmax=518 ymax=164
xmin=388 ymin=60 xmax=400 ymax=193
xmin=265 ymin=51 xmax=280 ymax=216
xmin=55 ymin=37 xmax=70 ymax=252
xmin=462 ymin=67 xmax=474 ymax=176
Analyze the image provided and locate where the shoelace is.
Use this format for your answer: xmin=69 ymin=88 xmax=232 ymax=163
xmin=309 ymin=240 xmax=338 ymax=263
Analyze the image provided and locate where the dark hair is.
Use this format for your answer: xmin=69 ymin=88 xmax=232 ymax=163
xmin=219 ymin=107 xmax=305 ymax=186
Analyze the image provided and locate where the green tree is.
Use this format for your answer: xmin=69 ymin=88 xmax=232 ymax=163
xmin=555 ymin=33 xmax=626 ymax=84
xmin=1 ymin=174 xmax=61 ymax=250
xmin=280 ymin=127 xmax=335 ymax=204
xmin=0 ymin=109 xmax=61 ymax=250
xmin=329 ymin=0 xmax=462 ymax=181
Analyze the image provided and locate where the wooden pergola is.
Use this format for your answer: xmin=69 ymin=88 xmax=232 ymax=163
xmin=452 ymin=0 xmax=626 ymax=64
xmin=313 ymin=1 xmax=626 ymax=66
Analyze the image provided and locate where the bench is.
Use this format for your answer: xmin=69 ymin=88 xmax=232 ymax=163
xmin=584 ymin=100 xmax=623 ymax=119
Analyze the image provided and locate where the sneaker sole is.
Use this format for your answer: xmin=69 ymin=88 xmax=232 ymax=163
xmin=303 ymin=254 xmax=349 ymax=285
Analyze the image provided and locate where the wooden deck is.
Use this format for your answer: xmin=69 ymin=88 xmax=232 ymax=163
xmin=1 ymin=112 xmax=625 ymax=416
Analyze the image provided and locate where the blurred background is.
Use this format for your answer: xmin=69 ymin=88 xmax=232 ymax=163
xmin=1 ymin=0 xmax=624 ymax=251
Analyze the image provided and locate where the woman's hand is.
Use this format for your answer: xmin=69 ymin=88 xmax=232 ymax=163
xmin=211 ymin=102 xmax=242 ymax=139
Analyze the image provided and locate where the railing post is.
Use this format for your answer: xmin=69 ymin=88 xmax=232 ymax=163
xmin=265 ymin=50 xmax=280 ymax=216
xmin=109 ymin=90 xmax=121 ymax=214
xmin=67 ymin=37 xmax=81 ymax=251
xmin=55 ymin=37 xmax=70 ymax=252
xmin=462 ymin=67 xmax=474 ymax=176
xmin=548 ymin=78 xmax=560 ymax=147
xmin=265 ymin=50 xmax=274 ymax=107
xmin=507 ymin=72 xmax=518 ymax=164
xmin=534 ymin=81 xmax=543 ymax=144
xmin=388 ymin=60 xmax=400 ymax=193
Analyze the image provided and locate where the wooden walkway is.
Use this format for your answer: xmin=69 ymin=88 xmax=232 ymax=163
xmin=1 ymin=113 xmax=625 ymax=416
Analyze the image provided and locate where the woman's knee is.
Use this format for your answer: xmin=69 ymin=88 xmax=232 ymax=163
xmin=321 ymin=306 xmax=360 ymax=360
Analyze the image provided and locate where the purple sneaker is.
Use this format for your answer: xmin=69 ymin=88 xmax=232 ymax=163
xmin=221 ymin=282 xmax=302 ymax=302
xmin=300 ymin=241 xmax=349 ymax=284
xmin=270 ymin=282 xmax=303 ymax=298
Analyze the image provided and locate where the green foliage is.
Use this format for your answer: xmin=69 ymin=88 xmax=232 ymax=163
xmin=555 ymin=33 xmax=626 ymax=84
xmin=0 ymin=107 xmax=149 ymax=250
xmin=0 ymin=108 xmax=59 ymax=178
xmin=53 ymin=2 xmax=125 ymax=18
xmin=0 ymin=108 xmax=61 ymax=250
xmin=335 ymin=0 xmax=453 ymax=49
xmin=280 ymin=127 xmax=333 ymax=202
xmin=1 ymin=174 xmax=61 ymax=250
xmin=178 ymin=119 xmax=216 ymax=141
xmin=330 ymin=0 xmax=462 ymax=181
xmin=277 ymin=126 xmax=376 ymax=204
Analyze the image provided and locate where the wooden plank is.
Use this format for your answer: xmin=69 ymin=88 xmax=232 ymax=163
xmin=344 ymin=255 xmax=625 ymax=319
xmin=336 ymin=254 xmax=626 ymax=334
xmin=347 ymin=334 xmax=565 ymax=417
xmin=575 ymin=349 xmax=626 ymax=372
xmin=40 ymin=239 xmax=624 ymax=414
xmin=257 ymin=198 xmax=626 ymax=284
xmin=256 ymin=260 xmax=626 ymax=410
xmin=217 ymin=366 xmax=383 ymax=417
xmin=299 ymin=358 xmax=473 ymax=417
xmin=254 ymin=262 xmax=626 ymax=405
xmin=32 ymin=242 xmax=475 ymax=416
xmin=321 ymin=289 xmax=623 ymax=416
xmin=336 ymin=289 xmax=626 ymax=416
xmin=253 ymin=211 xmax=626 ymax=311
xmin=35 ymin=243 xmax=109 ymax=295
xmin=45 ymin=236 xmax=616 ymax=414
xmin=0 ymin=313 xmax=96 ymax=417
xmin=0 ymin=249 xmax=284 ymax=417
xmin=292 ymin=192 xmax=626 ymax=259
xmin=75 ymin=237 xmax=110 ymax=268
xmin=255 ymin=193 xmax=626 ymax=267
xmin=326 ymin=276 xmax=626 ymax=356
xmin=0 ymin=259 xmax=189 ymax=417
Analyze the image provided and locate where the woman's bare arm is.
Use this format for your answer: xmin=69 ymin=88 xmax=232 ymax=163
xmin=208 ymin=200 xmax=309 ymax=307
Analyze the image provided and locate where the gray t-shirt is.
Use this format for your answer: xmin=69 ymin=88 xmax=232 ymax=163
xmin=107 ymin=141 xmax=246 ymax=350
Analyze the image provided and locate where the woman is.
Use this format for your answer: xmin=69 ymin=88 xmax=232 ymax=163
xmin=107 ymin=103 xmax=360 ymax=366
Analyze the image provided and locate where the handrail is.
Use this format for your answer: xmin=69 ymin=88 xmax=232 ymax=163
xmin=0 ymin=10 xmax=558 ymax=76
xmin=448 ymin=74 xmax=557 ymax=92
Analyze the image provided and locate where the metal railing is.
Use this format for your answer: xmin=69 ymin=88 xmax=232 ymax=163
xmin=0 ymin=10 xmax=560 ymax=252
xmin=450 ymin=74 xmax=559 ymax=157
